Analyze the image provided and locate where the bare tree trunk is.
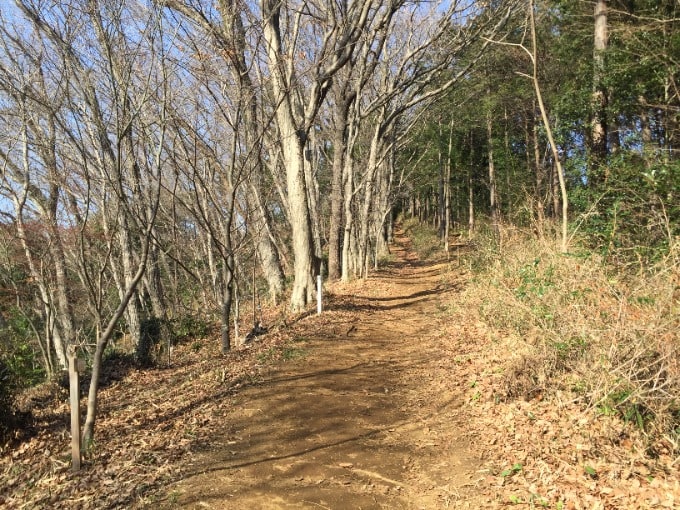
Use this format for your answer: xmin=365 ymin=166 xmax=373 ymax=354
xmin=503 ymin=106 xmax=512 ymax=218
xmin=10 ymin=100 xmax=74 ymax=370
xmin=438 ymin=116 xmax=446 ymax=240
xmin=82 ymin=235 xmax=154 ymax=447
xmin=119 ymin=227 xmax=142 ymax=352
xmin=358 ymin=121 xmax=383 ymax=278
xmin=14 ymin=218 xmax=69 ymax=370
xmin=373 ymin=148 xmax=395 ymax=268
xmin=304 ymin=135 xmax=323 ymax=269
xmin=444 ymin=117 xmax=454 ymax=253
xmin=249 ymin=182 xmax=285 ymax=302
xmin=328 ymin=89 xmax=352 ymax=281
xmin=221 ymin=252 xmax=235 ymax=354
xmin=341 ymin=97 xmax=362 ymax=281
xmin=262 ymin=0 xmax=320 ymax=309
xmin=468 ymin=131 xmax=475 ymax=237
xmin=143 ymin=243 xmax=165 ymax=321
xmin=487 ymin=109 xmax=500 ymax=241
xmin=47 ymin=227 xmax=75 ymax=365
xmin=341 ymin=155 xmax=355 ymax=282
xmin=223 ymin=0 xmax=285 ymax=303
xmin=527 ymin=0 xmax=569 ymax=251
xmin=285 ymin=142 xmax=317 ymax=307
xmin=532 ymin=112 xmax=545 ymax=231
xmin=552 ymin=159 xmax=560 ymax=219
xmin=590 ymin=0 xmax=609 ymax=180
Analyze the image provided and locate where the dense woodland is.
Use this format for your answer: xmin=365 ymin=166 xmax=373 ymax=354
xmin=0 ymin=0 xmax=678 ymax=462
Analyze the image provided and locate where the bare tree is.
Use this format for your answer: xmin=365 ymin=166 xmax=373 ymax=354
xmin=336 ymin=0 xmax=520 ymax=278
xmin=591 ymin=0 xmax=609 ymax=177
xmin=487 ymin=0 xmax=569 ymax=251
xmin=7 ymin=0 xmax=170 ymax=447
xmin=0 ymin=12 xmax=79 ymax=371
xmin=259 ymin=0 xmax=377 ymax=309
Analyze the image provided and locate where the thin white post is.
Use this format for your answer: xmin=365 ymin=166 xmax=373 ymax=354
xmin=316 ymin=274 xmax=322 ymax=315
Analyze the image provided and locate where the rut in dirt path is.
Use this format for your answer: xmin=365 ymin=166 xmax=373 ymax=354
xmin=163 ymin=234 xmax=479 ymax=510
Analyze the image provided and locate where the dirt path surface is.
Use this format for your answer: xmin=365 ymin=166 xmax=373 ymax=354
xmin=165 ymin=233 xmax=480 ymax=509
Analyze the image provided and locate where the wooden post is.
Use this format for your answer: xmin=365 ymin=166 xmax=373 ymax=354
xmin=68 ymin=348 xmax=82 ymax=471
xmin=316 ymin=275 xmax=322 ymax=315
xmin=252 ymin=265 xmax=256 ymax=328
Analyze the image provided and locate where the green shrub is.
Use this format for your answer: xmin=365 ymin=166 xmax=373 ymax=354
xmin=0 ymin=359 xmax=19 ymax=444
xmin=0 ymin=310 xmax=46 ymax=387
xmin=575 ymin=156 xmax=679 ymax=266
xmin=136 ymin=317 xmax=163 ymax=368
xmin=170 ymin=315 xmax=210 ymax=343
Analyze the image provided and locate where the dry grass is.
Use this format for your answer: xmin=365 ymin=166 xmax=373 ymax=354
xmin=461 ymin=225 xmax=679 ymax=454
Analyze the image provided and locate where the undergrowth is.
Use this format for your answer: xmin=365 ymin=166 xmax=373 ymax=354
xmin=402 ymin=217 xmax=443 ymax=260
xmin=462 ymin=226 xmax=679 ymax=456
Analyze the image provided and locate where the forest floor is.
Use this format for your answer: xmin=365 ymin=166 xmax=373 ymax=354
xmin=2 ymin=229 xmax=678 ymax=509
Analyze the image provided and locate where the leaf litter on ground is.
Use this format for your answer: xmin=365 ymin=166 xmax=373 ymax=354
xmin=1 ymin=238 xmax=678 ymax=509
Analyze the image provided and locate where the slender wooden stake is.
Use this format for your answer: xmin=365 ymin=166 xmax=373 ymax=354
xmin=234 ymin=283 xmax=240 ymax=346
xmin=317 ymin=275 xmax=322 ymax=315
xmin=68 ymin=350 xmax=81 ymax=471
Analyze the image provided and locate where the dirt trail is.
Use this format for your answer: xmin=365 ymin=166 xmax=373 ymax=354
xmin=165 ymin=233 xmax=480 ymax=509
